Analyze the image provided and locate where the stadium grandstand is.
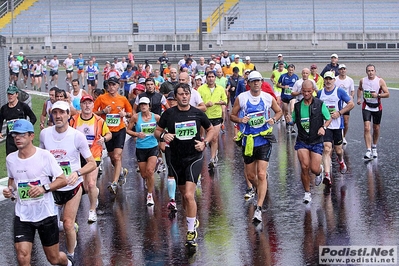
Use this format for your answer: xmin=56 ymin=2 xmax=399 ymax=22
xmin=0 ymin=0 xmax=398 ymax=55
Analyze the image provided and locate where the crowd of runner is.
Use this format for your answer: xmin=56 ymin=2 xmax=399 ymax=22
xmin=2 ymin=50 xmax=389 ymax=265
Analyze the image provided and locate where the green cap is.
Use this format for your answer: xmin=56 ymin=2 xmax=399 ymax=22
xmin=7 ymin=86 xmax=19 ymax=94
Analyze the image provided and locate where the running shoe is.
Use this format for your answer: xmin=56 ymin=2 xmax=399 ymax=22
xmin=194 ymin=219 xmax=199 ymax=230
xmin=372 ymin=148 xmax=378 ymax=158
xmin=167 ymin=199 xmax=177 ymax=211
xmin=244 ymin=187 xmax=255 ymax=199
xmin=303 ymin=192 xmax=312 ymax=204
xmin=253 ymin=206 xmax=262 ymax=222
xmin=364 ymin=150 xmax=373 ymax=160
xmin=88 ymin=210 xmax=97 ymax=223
xmin=118 ymin=168 xmax=128 ymax=186
xmin=323 ymin=173 xmax=332 ymax=187
xmin=185 ymin=230 xmax=198 ymax=247
xmin=208 ymin=158 xmax=215 ymax=169
xmin=342 ymin=137 xmax=347 ymax=145
xmin=67 ymin=254 xmax=75 ymax=266
xmin=146 ymin=194 xmax=154 ymax=206
xmin=339 ymin=160 xmax=347 ymax=174
xmin=157 ymin=160 xmax=166 ymax=173
xmin=315 ymin=164 xmax=324 ymax=186
xmin=108 ymin=182 xmax=118 ymax=194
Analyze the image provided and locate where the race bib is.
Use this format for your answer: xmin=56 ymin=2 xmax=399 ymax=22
xmin=88 ymin=72 xmax=95 ymax=78
xmin=301 ymin=117 xmax=310 ymax=133
xmin=141 ymin=122 xmax=156 ymax=136
xmin=248 ymin=111 xmax=266 ymax=128
xmin=106 ymin=114 xmax=121 ymax=127
xmin=59 ymin=161 xmax=72 ymax=177
xmin=18 ymin=180 xmax=43 ymax=202
xmin=364 ymin=90 xmax=374 ymax=99
xmin=67 ymin=65 xmax=73 ymax=70
xmin=7 ymin=119 xmax=17 ymax=131
xmin=13 ymin=66 xmax=19 ymax=72
xmin=175 ymin=120 xmax=197 ymax=140
xmin=325 ymin=102 xmax=336 ymax=114
xmin=284 ymin=87 xmax=293 ymax=95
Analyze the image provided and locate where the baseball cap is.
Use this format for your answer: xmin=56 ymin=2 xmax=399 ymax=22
xmin=248 ymin=71 xmax=263 ymax=81
xmin=113 ymin=57 xmax=118 ymax=60
xmin=209 ymin=60 xmax=216 ymax=65
xmin=138 ymin=78 xmax=146 ymax=84
xmin=163 ymin=50 xmax=167 ymax=53
xmin=52 ymin=100 xmax=70 ymax=111
xmin=19 ymin=51 xmax=23 ymax=55
xmin=226 ymin=61 xmax=231 ymax=66
xmin=310 ymin=64 xmax=317 ymax=69
xmin=134 ymin=84 xmax=145 ymax=91
xmin=338 ymin=64 xmax=346 ymax=69
xmin=105 ymin=61 xmax=110 ymax=64
xmin=167 ymin=91 xmax=175 ymax=100
xmin=9 ymin=119 xmax=34 ymax=134
xmin=93 ymin=88 xmax=105 ymax=95
xmin=195 ymin=75 xmax=202 ymax=80
xmin=331 ymin=53 xmax=338 ymax=58
xmin=244 ymin=69 xmax=251 ymax=74
xmin=107 ymin=76 xmax=120 ymax=84
xmin=278 ymin=60 xmax=284 ymax=65
xmin=324 ymin=71 xmax=336 ymax=79
xmin=234 ymin=54 xmax=240 ymax=58
xmin=139 ymin=97 xmax=150 ymax=104
xmin=245 ymin=56 xmax=250 ymax=60
xmin=127 ymin=64 xmax=132 ymax=68
xmin=7 ymin=85 xmax=19 ymax=94
xmin=80 ymin=95 xmax=94 ymax=103
xmin=278 ymin=54 xmax=283 ymax=57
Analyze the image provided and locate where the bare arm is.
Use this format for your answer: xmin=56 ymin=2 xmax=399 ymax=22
xmin=357 ymin=79 xmax=363 ymax=105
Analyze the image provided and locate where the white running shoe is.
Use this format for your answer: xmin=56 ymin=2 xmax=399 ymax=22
xmin=372 ymin=148 xmax=378 ymax=158
xmin=303 ymin=192 xmax=312 ymax=204
xmin=146 ymin=194 xmax=154 ymax=206
xmin=364 ymin=150 xmax=373 ymax=160
xmin=88 ymin=210 xmax=97 ymax=223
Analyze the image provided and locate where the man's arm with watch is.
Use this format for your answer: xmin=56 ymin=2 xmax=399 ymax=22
xmin=65 ymin=156 xmax=97 ymax=186
xmin=41 ymin=173 xmax=68 ymax=194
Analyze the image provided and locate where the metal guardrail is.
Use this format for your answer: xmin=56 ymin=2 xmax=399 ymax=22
xmin=25 ymin=49 xmax=399 ymax=66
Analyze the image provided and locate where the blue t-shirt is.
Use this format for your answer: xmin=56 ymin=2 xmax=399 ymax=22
xmin=121 ymin=70 xmax=135 ymax=91
xmin=278 ymin=73 xmax=299 ymax=100
xmin=75 ymin=58 xmax=85 ymax=70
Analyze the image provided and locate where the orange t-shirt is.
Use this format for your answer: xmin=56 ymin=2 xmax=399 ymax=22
xmin=163 ymin=68 xmax=171 ymax=79
xmin=93 ymin=93 xmax=133 ymax=132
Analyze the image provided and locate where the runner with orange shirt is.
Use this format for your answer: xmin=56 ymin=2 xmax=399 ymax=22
xmin=93 ymin=77 xmax=132 ymax=195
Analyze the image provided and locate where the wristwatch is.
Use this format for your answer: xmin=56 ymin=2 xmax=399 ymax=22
xmin=76 ymin=171 xmax=82 ymax=177
xmin=160 ymin=131 xmax=166 ymax=140
xmin=323 ymin=126 xmax=327 ymax=130
xmin=204 ymin=141 xmax=209 ymax=147
xmin=43 ymin=183 xmax=51 ymax=193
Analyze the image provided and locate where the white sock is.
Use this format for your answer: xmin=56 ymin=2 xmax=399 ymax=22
xmin=187 ymin=217 xmax=196 ymax=232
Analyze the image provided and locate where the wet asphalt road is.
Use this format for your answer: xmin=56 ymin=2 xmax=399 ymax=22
xmin=0 ymin=86 xmax=398 ymax=265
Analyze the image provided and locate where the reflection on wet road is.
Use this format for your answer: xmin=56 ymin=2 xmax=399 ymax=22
xmin=0 ymin=91 xmax=398 ymax=265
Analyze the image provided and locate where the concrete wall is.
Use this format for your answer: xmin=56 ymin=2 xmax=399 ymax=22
xmin=6 ymin=32 xmax=399 ymax=55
